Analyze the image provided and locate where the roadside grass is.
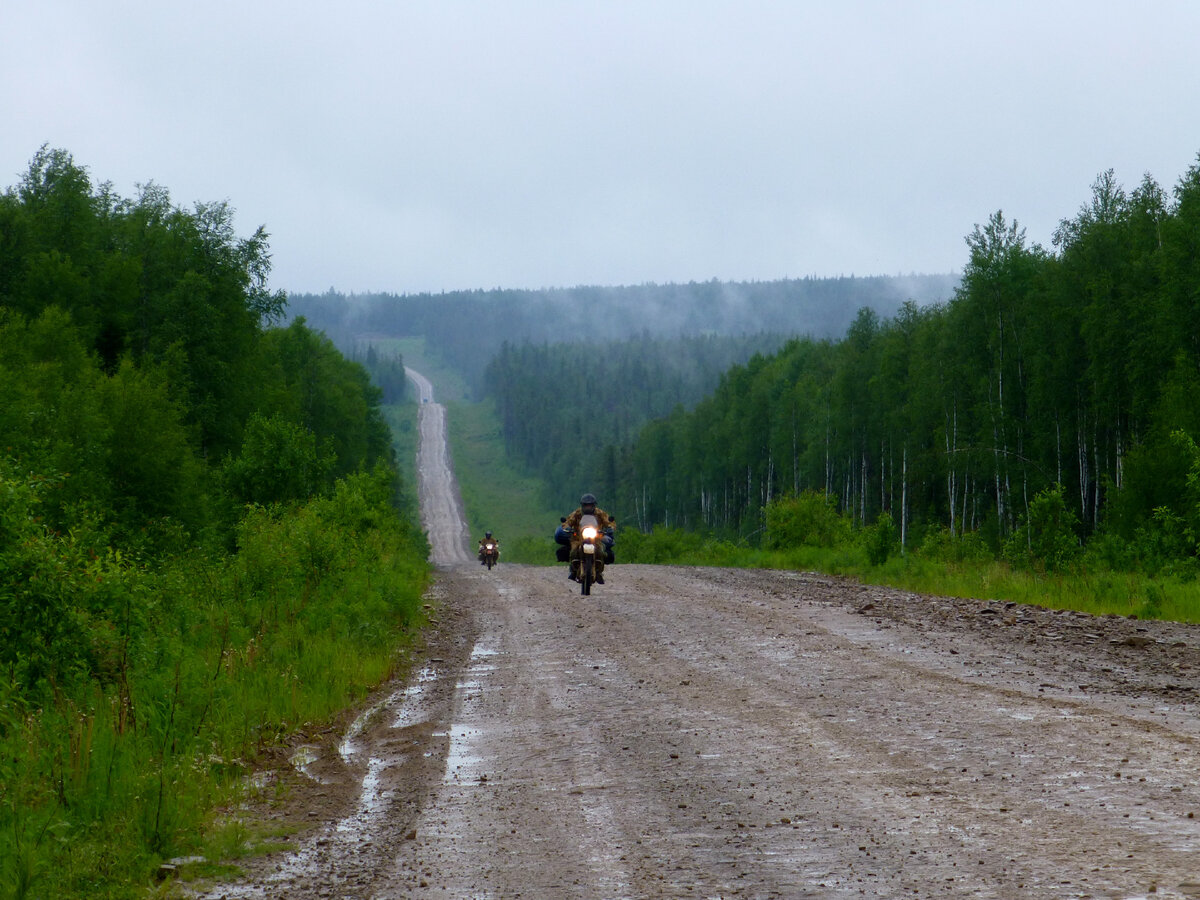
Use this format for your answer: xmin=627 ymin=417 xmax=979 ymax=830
xmin=444 ymin=398 xmax=561 ymax=564
xmin=0 ymin=474 xmax=430 ymax=900
xmin=874 ymin=558 xmax=1200 ymax=623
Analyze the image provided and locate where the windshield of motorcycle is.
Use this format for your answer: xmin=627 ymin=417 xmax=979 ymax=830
xmin=580 ymin=513 xmax=599 ymax=541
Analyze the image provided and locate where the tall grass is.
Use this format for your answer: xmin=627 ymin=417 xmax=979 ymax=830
xmin=0 ymin=469 xmax=430 ymax=899
xmin=872 ymin=556 xmax=1200 ymax=622
xmin=444 ymin=398 xmax=561 ymax=564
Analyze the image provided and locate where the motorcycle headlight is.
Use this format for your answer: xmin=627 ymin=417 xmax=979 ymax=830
xmin=582 ymin=526 xmax=598 ymax=541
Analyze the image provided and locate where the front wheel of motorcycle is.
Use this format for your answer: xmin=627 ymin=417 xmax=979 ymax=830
xmin=581 ymin=556 xmax=593 ymax=596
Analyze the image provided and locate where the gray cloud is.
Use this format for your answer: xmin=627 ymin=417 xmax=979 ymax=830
xmin=4 ymin=1 xmax=1199 ymax=294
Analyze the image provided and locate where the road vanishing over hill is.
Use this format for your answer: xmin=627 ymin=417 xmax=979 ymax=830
xmin=405 ymin=366 xmax=472 ymax=567
xmin=198 ymin=371 xmax=1200 ymax=900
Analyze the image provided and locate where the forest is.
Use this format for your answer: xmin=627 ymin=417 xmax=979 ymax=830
xmin=0 ymin=147 xmax=428 ymax=897
xmin=610 ymin=161 xmax=1200 ymax=574
xmin=483 ymin=332 xmax=789 ymax=506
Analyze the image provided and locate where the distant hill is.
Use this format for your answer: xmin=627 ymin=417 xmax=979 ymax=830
xmin=287 ymin=274 xmax=959 ymax=390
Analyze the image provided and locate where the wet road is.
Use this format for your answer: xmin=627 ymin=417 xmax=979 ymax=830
xmin=406 ymin=366 xmax=471 ymax=567
xmin=376 ymin=565 xmax=1200 ymax=899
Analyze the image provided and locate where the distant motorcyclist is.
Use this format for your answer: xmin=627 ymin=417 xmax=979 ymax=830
xmin=559 ymin=493 xmax=615 ymax=582
xmin=478 ymin=531 xmax=500 ymax=565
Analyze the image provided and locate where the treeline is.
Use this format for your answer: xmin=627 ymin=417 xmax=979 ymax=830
xmin=0 ymin=148 xmax=427 ymax=896
xmin=483 ymin=331 xmax=789 ymax=506
xmin=349 ymin=341 xmax=410 ymax=404
xmin=617 ymin=160 xmax=1200 ymax=572
xmin=287 ymin=273 xmax=958 ymax=391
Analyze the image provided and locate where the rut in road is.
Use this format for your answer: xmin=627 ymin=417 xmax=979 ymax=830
xmin=195 ymin=368 xmax=1200 ymax=900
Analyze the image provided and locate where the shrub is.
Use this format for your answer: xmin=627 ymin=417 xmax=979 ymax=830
xmin=1004 ymin=484 xmax=1080 ymax=572
xmin=861 ymin=511 xmax=898 ymax=566
xmin=764 ymin=491 xmax=852 ymax=550
xmin=1118 ymin=508 xmax=1200 ymax=579
xmin=223 ymin=413 xmax=334 ymax=506
xmin=917 ymin=526 xmax=994 ymax=565
xmin=620 ymin=527 xmax=690 ymax=564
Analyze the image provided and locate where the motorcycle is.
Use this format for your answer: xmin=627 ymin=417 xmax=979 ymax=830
xmin=480 ymin=540 xmax=499 ymax=570
xmin=571 ymin=513 xmax=604 ymax=595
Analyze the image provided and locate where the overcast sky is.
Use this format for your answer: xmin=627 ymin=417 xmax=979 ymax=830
xmin=4 ymin=2 xmax=1199 ymax=295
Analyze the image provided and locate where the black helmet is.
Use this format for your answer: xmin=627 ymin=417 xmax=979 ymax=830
xmin=580 ymin=493 xmax=597 ymax=507
xmin=485 ymin=530 xmax=493 ymax=538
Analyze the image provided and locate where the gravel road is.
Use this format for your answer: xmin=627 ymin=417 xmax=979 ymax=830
xmin=405 ymin=366 xmax=471 ymax=567
xmin=196 ymin=374 xmax=1200 ymax=900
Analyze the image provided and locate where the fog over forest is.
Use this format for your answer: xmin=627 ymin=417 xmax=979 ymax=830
xmin=289 ymin=273 xmax=960 ymax=388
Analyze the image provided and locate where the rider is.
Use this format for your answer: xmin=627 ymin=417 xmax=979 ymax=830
xmin=478 ymin=530 xmax=500 ymax=565
xmin=561 ymin=493 xmax=615 ymax=582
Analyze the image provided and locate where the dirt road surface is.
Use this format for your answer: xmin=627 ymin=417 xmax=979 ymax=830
xmin=405 ymin=366 xmax=472 ymax=567
xmin=196 ymin=372 xmax=1200 ymax=899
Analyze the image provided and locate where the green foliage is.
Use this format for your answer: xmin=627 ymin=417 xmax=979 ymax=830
xmin=764 ymin=491 xmax=852 ymax=550
xmin=445 ymin=397 xmax=562 ymax=564
xmin=352 ymin=341 xmax=409 ymax=404
xmin=482 ymin=332 xmax=790 ymax=509
xmin=1107 ymin=356 xmax=1200 ymax=535
xmin=916 ymin=527 xmax=993 ymax=566
xmin=615 ymin=527 xmax=750 ymax=566
xmin=0 ymin=148 xmax=396 ymax=538
xmin=97 ymin=356 xmax=208 ymax=529
xmin=380 ymin=403 xmax=419 ymax=520
xmin=1004 ymin=484 xmax=1081 ymax=572
xmin=861 ymin=511 xmax=899 ymax=566
xmin=258 ymin=320 xmax=394 ymax=479
xmin=1175 ymin=429 xmax=1200 ymax=548
xmin=619 ymin=527 xmax=693 ymax=564
xmin=0 ymin=465 xmax=81 ymax=692
xmin=224 ymin=413 xmax=334 ymax=506
xmin=0 ymin=149 xmax=430 ymax=898
xmin=0 ymin=469 xmax=428 ymax=898
xmin=1105 ymin=430 xmax=1200 ymax=579
xmin=1141 ymin=510 xmax=1198 ymax=578
xmin=603 ymin=152 xmax=1200 ymax=573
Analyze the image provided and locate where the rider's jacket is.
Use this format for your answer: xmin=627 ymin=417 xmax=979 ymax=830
xmin=564 ymin=506 xmax=613 ymax=535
